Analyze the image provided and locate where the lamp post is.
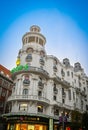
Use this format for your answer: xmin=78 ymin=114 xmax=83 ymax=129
xmin=62 ymin=115 xmax=64 ymax=130
xmin=59 ymin=114 xmax=64 ymax=130
xmin=59 ymin=112 xmax=67 ymax=130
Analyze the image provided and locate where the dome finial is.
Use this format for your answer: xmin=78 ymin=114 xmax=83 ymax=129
xmin=30 ymin=25 xmax=41 ymax=32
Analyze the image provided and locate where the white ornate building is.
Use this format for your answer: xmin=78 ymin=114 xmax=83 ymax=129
xmin=4 ymin=25 xmax=88 ymax=130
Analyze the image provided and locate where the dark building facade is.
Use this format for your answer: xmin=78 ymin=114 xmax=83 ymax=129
xmin=0 ymin=64 xmax=13 ymax=129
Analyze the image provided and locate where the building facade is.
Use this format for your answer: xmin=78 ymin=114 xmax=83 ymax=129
xmin=3 ymin=25 xmax=88 ymax=130
xmin=0 ymin=64 xmax=13 ymax=129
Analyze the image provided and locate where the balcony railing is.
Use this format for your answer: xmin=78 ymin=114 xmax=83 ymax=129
xmin=52 ymin=101 xmax=62 ymax=107
xmin=12 ymin=66 xmax=49 ymax=78
xmin=53 ymin=101 xmax=72 ymax=110
xmin=62 ymin=80 xmax=71 ymax=87
xmin=62 ymin=104 xmax=71 ymax=110
xmin=75 ymin=88 xmax=81 ymax=93
xmin=28 ymin=66 xmax=49 ymax=78
xmin=53 ymin=75 xmax=70 ymax=88
xmin=23 ymin=79 xmax=30 ymax=86
xmin=53 ymin=75 xmax=61 ymax=83
xmin=7 ymin=95 xmax=50 ymax=104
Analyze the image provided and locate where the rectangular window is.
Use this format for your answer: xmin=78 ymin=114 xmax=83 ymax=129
xmin=73 ymin=92 xmax=75 ymax=100
xmin=62 ymin=99 xmax=65 ymax=103
xmin=67 ymin=71 xmax=70 ymax=76
xmin=71 ymin=72 xmax=73 ymax=78
xmin=37 ymin=105 xmax=43 ymax=113
xmin=53 ymin=95 xmax=57 ymax=101
xmin=62 ymin=88 xmax=65 ymax=95
xmin=38 ymin=91 xmax=42 ymax=96
xmin=54 ymin=109 xmax=59 ymax=115
xmin=68 ymin=90 xmax=71 ymax=100
xmin=19 ymin=104 xmax=28 ymax=111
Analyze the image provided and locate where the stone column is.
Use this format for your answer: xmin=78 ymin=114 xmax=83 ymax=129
xmin=49 ymin=118 xmax=53 ymax=130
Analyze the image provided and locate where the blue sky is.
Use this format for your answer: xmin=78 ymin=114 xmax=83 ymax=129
xmin=0 ymin=0 xmax=88 ymax=75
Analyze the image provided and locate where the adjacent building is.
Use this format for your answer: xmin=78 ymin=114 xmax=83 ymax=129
xmin=2 ymin=25 xmax=88 ymax=130
xmin=0 ymin=64 xmax=13 ymax=129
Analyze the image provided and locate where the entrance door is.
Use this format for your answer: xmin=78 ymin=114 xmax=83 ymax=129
xmin=16 ymin=124 xmax=28 ymax=130
xmin=28 ymin=125 xmax=34 ymax=130
xmin=15 ymin=124 xmax=47 ymax=130
xmin=20 ymin=124 xmax=27 ymax=130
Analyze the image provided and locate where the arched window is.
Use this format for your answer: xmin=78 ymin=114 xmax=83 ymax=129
xmin=23 ymin=75 xmax=30 ymax=85
xmin=26 ymin=54 xmax=32 ymax=62
xmin=26 ymin=47 xmax=33 ymax=53
xmin=19 ymin=103 xmax=28 ymax=111
xmin=23 ymin=89 xmax=28 ymax=95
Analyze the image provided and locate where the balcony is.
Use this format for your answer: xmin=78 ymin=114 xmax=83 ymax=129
xmin=12 ymin=66 xmax=49 ymax=78
xmin=53 ymin=75 xmax=61 ymax=83
xmin=74 ymin=103 xmax=81 ymax=111
xmin=62 ymin=80 xmax=71 ymax=87
xmin=52 ymin=101 xmax=71 ymax=110
xmin=75 ymin=88 xmax=81 ymax=93
xmin=52 ymin=100 xmax=62 ymax=107
xmin=62 ymin=104 xmax=71 ymax=110
xmin=23 ymin=79 xmax=30 ymax=86
xmin=29 ymin=66 xmax=49 ymax=78
xmin=7 ymin=95 xmax=50 ymax=104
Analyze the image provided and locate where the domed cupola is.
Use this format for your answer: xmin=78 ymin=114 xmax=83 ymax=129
xmin=22 ymin=25 xmax=46 ymax=47
xmin=63 ymin=58 xmax=70 ymax=67
xmin=74 ymin=62 xmax=83 ymax=72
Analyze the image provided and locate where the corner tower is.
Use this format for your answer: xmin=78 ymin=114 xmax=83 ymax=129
xmin=22 ymin=25 xmax=46 ymax=47
xmin=16 ymin=25 xmax=46 ymax=67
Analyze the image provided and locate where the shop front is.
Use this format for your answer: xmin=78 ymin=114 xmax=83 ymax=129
xmin=7 ymin=123 xmax=47 ymax=130
xmin=3 ymin=114 xmax=49 ymax=130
